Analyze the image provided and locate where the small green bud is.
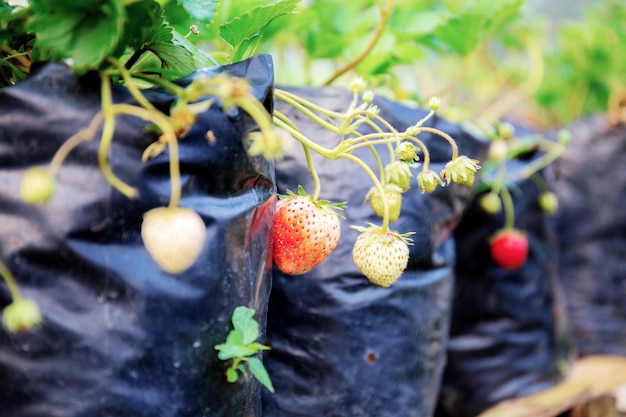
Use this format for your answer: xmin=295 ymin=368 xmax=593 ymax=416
xmin=349 ymin=76 xmax=367 ymax=94
xmin=362 ymin=90 xmax=375 ymax=104
xmin=557 ymin=129 xmax=571 ymax=144
xmin=496 ymin=122 xmax=515 ymax=140
xmin=538 ymin=191 xmax=559 ymax=214
xmin=480 ymin=192 xmax=502 ymax=214
xmin=417 ymin=170 xmax=445 ymax=193
xmin=428 ymin=96 xmax=441 ymax=111
xmin=21 ymin=167 xmax=56 ymax=204
xmin=395 ymin=142 xmax=419 ymax=163
xmin=2 ymin=298 xmax=42 ymax=334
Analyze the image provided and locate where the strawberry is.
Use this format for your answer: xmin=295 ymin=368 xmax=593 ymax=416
xmin=272 ymin=186 xmax=343 ymax=275
xmin=20 ymin=167 xmax=56 ymax=204
xmin=366 ymin=184 xmax=403 ymax=222
xmin=489 ymin=228 xmax=529 ymax=271
xmin=351 ymin=224 xmax=412 ymax=287
xmin=141 ymin=207 xmax=207 ymax=274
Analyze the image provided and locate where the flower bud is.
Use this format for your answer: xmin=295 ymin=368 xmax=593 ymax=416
xmin=428 ymin=96 xmax=441 ymax=111
xmin=440 ymin=155 xmax=481 ymax=187
xmin=21 ymin=167 xmax=56 ymax=204
xmin=395 ymin=142 xmax=419 ymax=163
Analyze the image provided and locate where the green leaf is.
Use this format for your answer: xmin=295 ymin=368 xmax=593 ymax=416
xmin=142 ymin=24 xmax=200 ymax=76
xmin=180 ymin=0 xmax=218 ymax=23
xmin=248 ymin=357 xmax=275 ymax=393
xmin=434 ymin=12 xmax=487 ymax=55
xmin=231 ymin=306 xmax=259 ymax=345
xmin=219 ymin=0 xmax=299 ymax=60
xmin=28 ymin=0 xmax=125 ymax=73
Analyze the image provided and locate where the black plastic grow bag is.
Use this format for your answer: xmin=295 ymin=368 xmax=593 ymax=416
xmin=263 ymin=87 xmax=488 ymax=417
xmin=552 ymin=115 xmax=626 ymax=357
xmin=0 ymin=55 xmax=275 ymax=417
xmin=436 ymin=132 xmax=571 ymax=417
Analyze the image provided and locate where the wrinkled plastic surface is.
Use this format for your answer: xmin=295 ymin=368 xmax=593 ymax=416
xmin=553 ymin=116 xmax=626 ymax=356
xmin=0 ymin=55 xmax=275 ymax=417
xmin=263 ymin=86 xmax=488 ymax=417
xmin=436 ymin=137 xmax=571 ymax=417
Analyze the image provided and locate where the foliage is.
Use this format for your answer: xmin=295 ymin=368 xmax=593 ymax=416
xmin=215 ymin=306 xmax=274 ymax=393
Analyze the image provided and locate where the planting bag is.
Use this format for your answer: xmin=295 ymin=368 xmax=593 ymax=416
xmin=0 ymin=55 xmax=275 ymax=417
xmin=436 ymin=137 xmax=571 ymax=417
xmin=263 ymin=87 xmax=487 ymax=417
xmin=552 ymin=115 xmax=626 ymax=356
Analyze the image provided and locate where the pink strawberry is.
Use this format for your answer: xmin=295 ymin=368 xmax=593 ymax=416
xmin=272 ymin=186 xmax=343 ymax=275
xmin=351 ymin=224 xmax=412 ymax=287
xmin=489 ymin=228 xmax=529 ymax=271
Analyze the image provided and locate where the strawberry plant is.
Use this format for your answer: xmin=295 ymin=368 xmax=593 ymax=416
xmin=215 ymin=306 xmax=274 ymax=393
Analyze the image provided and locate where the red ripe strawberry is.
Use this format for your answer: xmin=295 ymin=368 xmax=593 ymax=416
xmin=489 ymin=228 xmax=529 ymax=271
xmin=272 ymin=186 xmax=344 ymax=275
xmin=351 ymin=224 xmax=413 ymax=287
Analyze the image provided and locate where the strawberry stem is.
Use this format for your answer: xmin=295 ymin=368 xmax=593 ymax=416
xmin=303 ymin=145 xmax=322 ymax=201
xmin=47 ymin=111 xmax=104 ymax=176
xmin=0 ymin=260 xmax=22 ymax=302
xmin=323 ymin=0 xmax=394 ymax=86
xmin=99 ymin=75 xmax=138 ymax=199
xmin=338 ymin=152 xmax=390 ymax=231
xmin=499 ymin=185 xmax=516 ymax=230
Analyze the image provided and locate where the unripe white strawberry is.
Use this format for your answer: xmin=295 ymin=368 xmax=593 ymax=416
xmin=20 ymin=167 xmax=56 ymax=204
xmin=141 ymin=207 xmax=206 ymax=274
xmin=351 ymin=225 xmax=412 ymax=287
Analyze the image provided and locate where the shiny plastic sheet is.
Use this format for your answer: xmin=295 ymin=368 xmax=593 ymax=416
xmin=0 ymin=55 xmax=275 ymax=417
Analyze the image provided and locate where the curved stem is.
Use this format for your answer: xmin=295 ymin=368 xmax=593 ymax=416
xmin=417 ymin=126 xmax=458 ymax=160
xmin=499 ymin=185 xmax=516 ymax=230
xmin=509 ymin=142 xmax=565 ymax=181
xmin=276 ymin=89 xmax=347 ymax=119
xmin=112 ymin=104 xmax=182 ymax=207
xmin=100 ymin=75 xmax=138 ymax=199
xmin=108 ymin=58 xmax=159 ymax=112
xmin=323 ymin=0 xmax=394 ymax=86
xmin=48 ymin=112 xmax=104 ymax=175
xmin=337 ymin=152 xmax=390 ymax=231
xmin=302 ymin=145 xmax=322 ymax=200
xmin=0 ymin=260 xmax=21 ymax=301
xmin=275 ymin=90 xmax=344 ymax=133
xmin=273 ymin=117 xmax=336 ymax=159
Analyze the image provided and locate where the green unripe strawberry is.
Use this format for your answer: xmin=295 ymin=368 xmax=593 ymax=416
xmin=2 ymin=298 xmax=42 ymax=334
xmin=366 ymin=184 xmax=403 ymax=222
xmin=384 ymin=161 xmax=412 ymax=191
xmin=538 ymin=191 xmax=559 ymax=214
xmin=141 ymin=207 xmax=207 ymax=274
xmin=351 ymin=225 xmax=412 ymax=287
xmin=480 ymin=192 xmax=502 ymax=214
xmin=20 ymin=167 xmax=56 ymax=204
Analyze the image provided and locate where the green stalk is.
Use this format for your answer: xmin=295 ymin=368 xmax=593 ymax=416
xmin=111 ymin=104 xmax=181 ymax=208
xmin=303 ymin=145 xmax=322 ymax=200
xmin=48 ymin=112 xmax=104 ymax=175
xmin=499 ymin=185 xmax=516 ymax=230
xmin=338 ymin=152 xmax=390 ymax=231
xmin=417 ymin=126 xmax=459 ymax=160
xmin=273 ymin=117 xmax=336 ymax=159
xmin=99 ymin=75 xmax=138 ymax=199
xmin=0 ymin=260 xmax=21 ymax=301
xmin=323 ymin=0 xmax=394 ymax=85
